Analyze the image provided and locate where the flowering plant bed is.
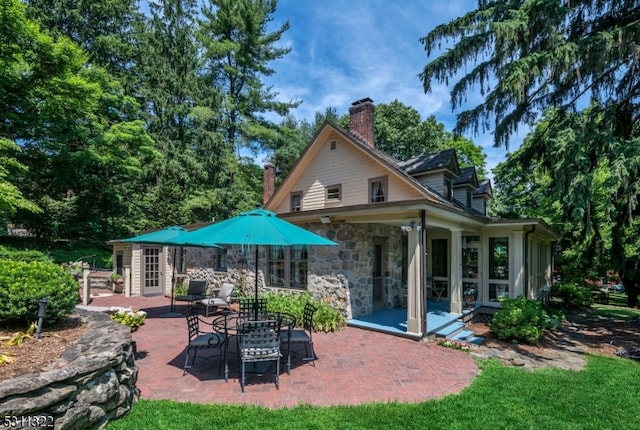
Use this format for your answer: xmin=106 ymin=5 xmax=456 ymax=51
xmin=436 ymin=339 xmax=471 ymax=352
xmin=109 ymin=307 xmax=147 ymax=331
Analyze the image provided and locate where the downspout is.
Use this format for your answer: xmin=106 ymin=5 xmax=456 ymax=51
xmin=420 ymin=209 xmax=427 ymax=336
xmin=524 ymin=225 xmax=536 ymax=297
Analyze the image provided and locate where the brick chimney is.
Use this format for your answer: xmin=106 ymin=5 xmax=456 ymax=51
xmin=263 ymin=163 xmax=276 ymax=205
xmin=349 ymin=97 xmax=375 ymax=148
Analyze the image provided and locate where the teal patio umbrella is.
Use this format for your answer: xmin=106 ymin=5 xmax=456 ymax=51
xmin=120 ymin=226 xmax=221 ymax=317
xmin=167 ymin=209 xmax=338 ymax=317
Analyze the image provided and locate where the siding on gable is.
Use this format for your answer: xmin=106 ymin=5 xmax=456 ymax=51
xmin=453 ymin=188 xmax=469 ymax=206
xmin=472 ymin=197 xmax=486 ymax=216
xmin=417 ymin=173 xmax=445 ymax=196
xmin=273 ymin=135 xmax=423 ymax=213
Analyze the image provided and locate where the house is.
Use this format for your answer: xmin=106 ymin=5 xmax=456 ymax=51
xmin=262 ymin=97 xmax=558 ymax=338
xmin=110 ymin=97 xmax=558 ymax=340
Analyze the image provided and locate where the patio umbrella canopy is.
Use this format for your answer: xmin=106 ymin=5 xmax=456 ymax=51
xmin=120 ymin=226 xmax=221 ymax=317
xmin=168 ymin=209 xmax=338 ymax=317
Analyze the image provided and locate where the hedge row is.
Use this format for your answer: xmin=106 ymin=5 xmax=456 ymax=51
xmin=0 ymin=258 xmax=79 ymax=325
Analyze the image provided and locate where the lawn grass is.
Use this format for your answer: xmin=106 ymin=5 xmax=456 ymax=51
xmin=593 ymin=297 xmax=640 ymax=319
xmin=106 ymin=355 xmax=640 ymax=430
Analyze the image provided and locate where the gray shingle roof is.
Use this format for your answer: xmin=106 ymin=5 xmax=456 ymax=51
xmin=453 ymin=166 xmax=477 ymax=186
xmin=396 ymin=148 xmax=457 ymax=175
xmin=473 ymin=179 xmax=492 ymax=196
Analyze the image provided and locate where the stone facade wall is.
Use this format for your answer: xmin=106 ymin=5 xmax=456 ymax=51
xmin=181 ymin=221 xmax=405 ymax=319
xmin=0 ymin=309 xmax=138 ymax=429
xmin=320 ymin=222 xmax=404 ymax=317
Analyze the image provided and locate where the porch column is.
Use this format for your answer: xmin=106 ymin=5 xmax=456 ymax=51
xmin=124 ymin=265 xmax=131 ymax=298
xmin=450 ymin=228 xmax=463 ymax=314
xmin=406 ymin=228 xmax=424 ymax=337
xmin=512 ymin=230 xmax=525 ymax=297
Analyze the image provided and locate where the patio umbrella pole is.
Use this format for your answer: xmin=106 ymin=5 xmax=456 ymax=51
xmin=161 ymin=246 xmax=183 ymax=318
xmin=254 ymin=245 xmax=259 ymax=320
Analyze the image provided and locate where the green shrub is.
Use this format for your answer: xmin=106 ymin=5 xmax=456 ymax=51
xmin=263 ymin=291 xmax=346 ymax=332
xmin=48 ymin=248 xmax=112 ymax=268
xmin=556 ymin=283 xmax=594 ymax=307
xmin=489 ymin=296 xmax=561 ymax=344
xmin=0 ymin=258 xmax=79 ymax=325
xmin=0 ymin=246 xmax=50 ymax=262
xmin=0 ymin=238 xmax=112 ymax=268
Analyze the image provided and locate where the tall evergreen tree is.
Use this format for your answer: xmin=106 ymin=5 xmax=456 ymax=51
xmin=198 ymin=0 xmax=299 ymax=157
xmin=420 ymin=0 xmax=640 ymax=305
xmin=132 ymin=0 xmax=208 ymax=227
xmin=25 ymin=0 xmax=142 ymax=87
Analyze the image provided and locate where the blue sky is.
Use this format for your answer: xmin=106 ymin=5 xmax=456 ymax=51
xmin=263 ymin=0 xmax=527 ymax=177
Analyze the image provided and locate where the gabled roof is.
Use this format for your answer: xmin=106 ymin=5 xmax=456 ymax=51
xmin=266 ymin=121 xmax=461 ymax=211
xmin=265 ymin=121 xmax=493 ymax=222
xmin=453 ymin=167 xmax=478 ymax=188
xmin=473 ymin=179 xmax=493 ymax=198
xmin=396 ymin=148 xmax=459 ymax=177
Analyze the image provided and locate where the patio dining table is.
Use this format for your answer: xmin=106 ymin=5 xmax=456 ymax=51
xmin=212 ymin=311 xmax=296 ymax=374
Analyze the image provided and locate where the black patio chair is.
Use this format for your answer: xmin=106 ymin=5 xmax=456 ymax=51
xmin=240 ymin=320 xmax=281 ymax=393
xmin=285 ymin=302 xmax=317 ymax=367
xmin=238 ymin=297 xmax=268 ymax=320
xmin=182 ymin=307 xmax=228 ymax=380
xmin=271 ymin=312 xmax=296 ymax=374
xmin=236 ymin=297 xmax=268 ymax=349
xmin=175 ymin=279 xmax=208 ymax=307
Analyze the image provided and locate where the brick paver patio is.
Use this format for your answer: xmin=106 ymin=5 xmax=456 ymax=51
xmin=86 ymin=291 xmax=478 ymax=409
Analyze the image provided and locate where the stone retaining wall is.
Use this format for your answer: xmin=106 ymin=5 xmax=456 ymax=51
xmin=0 ymin=309 xmax=138 ymax=429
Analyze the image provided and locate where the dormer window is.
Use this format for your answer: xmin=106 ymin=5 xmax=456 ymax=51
xmin=369 ymin=176 xmax=388 ymax=203
xmin=467 ymin=190 xmax=472 ymax=207
xmin=445 ymin=178 xmax=453 ymax=200
xmin=290 ymin=191 xmax=302 ymax=212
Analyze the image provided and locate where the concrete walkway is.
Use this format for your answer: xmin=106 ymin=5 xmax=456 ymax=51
xmin=85 ymin=291 xmax=479 ymax=409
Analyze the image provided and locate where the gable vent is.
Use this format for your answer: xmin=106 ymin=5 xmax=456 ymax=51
xmin=330 ymin=140 xmax=337 ymax=150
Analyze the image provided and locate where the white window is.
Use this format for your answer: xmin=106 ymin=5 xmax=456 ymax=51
xmin=291 ymin=191 xmax=302 ymax=212
xmin=326 ymin=184 xmax=341 ymax=201
xmin=369 ymin=176 xmax=388 ymax=203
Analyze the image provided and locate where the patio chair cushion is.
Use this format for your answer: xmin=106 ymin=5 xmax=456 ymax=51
xmin=199 ymin=283 xmax=235 ymax=316
xmin=190 ymin=333 xmax=226 ymax=348
xmin=176 ymin=279 xmax=208 ymax=302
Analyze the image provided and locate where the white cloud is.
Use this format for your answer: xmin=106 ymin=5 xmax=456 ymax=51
xmin=264 ymin=0 xmax=523 ymax=174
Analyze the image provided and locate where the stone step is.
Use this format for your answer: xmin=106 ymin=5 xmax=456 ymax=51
xmin=464 ymin=336 xmax=484 ymax=346
xmin=435 ymin=321 xmax=465 ymax=338
xmin=449 ymin=329 xmax=474 ymax=341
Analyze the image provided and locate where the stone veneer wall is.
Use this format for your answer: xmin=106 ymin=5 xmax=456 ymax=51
xmin=183 ymin=221 xmax=405 ymax=320
xmin=0 ymin=309 xmax=138 ymax=429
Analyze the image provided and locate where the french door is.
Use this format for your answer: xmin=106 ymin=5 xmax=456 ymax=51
xmin=143 ymin=247 xmax=163 ymax=296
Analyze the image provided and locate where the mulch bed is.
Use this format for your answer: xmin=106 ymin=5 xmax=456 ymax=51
xmin=468 ymin=307 xmax=640 ymax=360
xmin=0 ymin=316 xmax=87 ymax=381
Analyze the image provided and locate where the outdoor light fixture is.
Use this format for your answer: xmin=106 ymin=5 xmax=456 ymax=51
xmin=320 ymin=216 xmax=331 ymax=224
xmin=400 ymin=221 xmax=421 ymax=232
xmin=35 ymin=298 xmax=48 ymax=339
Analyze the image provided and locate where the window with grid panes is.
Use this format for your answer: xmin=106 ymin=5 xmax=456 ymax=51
xmin=326 ymin=185 xmax=341 ymax=201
